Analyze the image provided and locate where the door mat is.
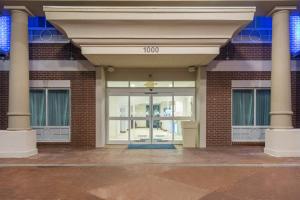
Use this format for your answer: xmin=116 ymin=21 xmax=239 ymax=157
xmin=128 ymin=144 xmax=176 ymax=149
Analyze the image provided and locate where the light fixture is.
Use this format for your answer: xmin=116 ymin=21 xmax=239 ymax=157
xmin=106 ymin=66 xmax=115 ymax=72
xmin=188 ymin=66 xmax=196 ymax=72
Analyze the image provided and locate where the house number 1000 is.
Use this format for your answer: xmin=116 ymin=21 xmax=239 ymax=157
xmin=143 ymin=46 xmax=159 ymax=54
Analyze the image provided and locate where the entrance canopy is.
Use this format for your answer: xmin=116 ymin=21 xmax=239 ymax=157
xmin=44 ymin=6 xmax=255 ymax=68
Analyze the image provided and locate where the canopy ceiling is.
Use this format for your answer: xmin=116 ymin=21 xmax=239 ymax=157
xmin=44 ymin=6 xmax=256 ymax=68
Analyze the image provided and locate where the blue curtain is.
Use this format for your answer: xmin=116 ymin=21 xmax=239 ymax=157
xmin=30 ymin=90 xmax=46 ymax=126
xmin=48 ymin=90 xmax=69 ymax=126
xmin=256 ymin=89 xmax=270 ymax=126
xmin=232 ymin=90 xmax=254 ymax=126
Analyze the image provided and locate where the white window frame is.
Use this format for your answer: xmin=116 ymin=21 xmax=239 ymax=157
xmin=231 ymin=87 xmax=270 ymax=142
xmin=231 ymin=87 xmax=270 ymax=129
xmin=30 ymin=80 xmax=71 ymax=143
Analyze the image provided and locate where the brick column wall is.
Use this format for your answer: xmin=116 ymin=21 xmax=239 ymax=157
xmin=207 ymin=71 xmax=300 ymax=146
xmin=0 ymin=71 xmax=9 ymax=130
xmin=207 ymin=71 xmax=271 ymax=146
xmin=0 ymin=71 xmax=96 ymax=147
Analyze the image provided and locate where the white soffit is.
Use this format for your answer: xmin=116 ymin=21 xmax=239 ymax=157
xmin=44 ymin=6 xmax=256 ymax=68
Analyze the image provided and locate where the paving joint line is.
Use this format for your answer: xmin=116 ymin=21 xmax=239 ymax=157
xmin=1 ymin=163 xmax=300 ymax=168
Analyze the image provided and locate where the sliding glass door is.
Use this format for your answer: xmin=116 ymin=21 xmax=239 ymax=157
xmin=107 ymin=88 xmax=195 ymax=144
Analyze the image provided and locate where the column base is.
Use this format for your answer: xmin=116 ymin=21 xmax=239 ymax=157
xmin=264 ymin=129 xmax=300 ymax=157
xmin=0 ymin=130 xmax=38 ymax=158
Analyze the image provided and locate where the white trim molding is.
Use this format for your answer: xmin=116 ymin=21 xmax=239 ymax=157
xmin=232 ymin=80 xmax=271 ymax=88
xmin=207 ymin=60 xmax=300 ymax=71
xmin=30 ymin=80 xmax=71 ymax=88
xmin=0 ymin=60 xmax=95 ymax=71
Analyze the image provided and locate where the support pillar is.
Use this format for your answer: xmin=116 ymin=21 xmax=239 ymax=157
xmin=196 ymin=67 xmax=207 ymax=148
xmin=264 ymin=6 xmax=300 ymax=157
xmin=8 ymin=9 xmax=31 ymax=130
xmin=0 ymin=6 xmax=37 ymax=158
xmin=96 ymin=67 xmax=106 ymax=147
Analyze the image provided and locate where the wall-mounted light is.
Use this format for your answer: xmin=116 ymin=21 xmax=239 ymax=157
xmin=188 ymin=66 xmax=197 ymax=72
xmin=106 ymin=66 xmax=115 ymax=72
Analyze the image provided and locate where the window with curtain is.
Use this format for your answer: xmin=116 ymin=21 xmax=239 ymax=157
xmin=30 ymin=90 xmax=46 ymax=126
xmin=232 ymin=89 xmax=270 ymax=126
xmin=232 ymin=90 xmax=254 ymax=126
xmin=256 ymin=89 xmax=270 ymax=126
xmin=30 ymin=89 xmax=70 ymax=127
xmin=48 ymin=90 xmax=70 ymax=126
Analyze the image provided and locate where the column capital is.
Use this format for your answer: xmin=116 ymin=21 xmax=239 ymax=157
xmin=268 ymin=6 xmax=297 ymax=16
xmin=4 ymin=6 xmax=33 ymax=16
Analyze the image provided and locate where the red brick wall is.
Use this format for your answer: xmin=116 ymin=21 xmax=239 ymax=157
xmin=0 ymin=71 xmax=96 ymax=147
xmin=0 ymin=71 xmax=8 ymax=131
xmin=207 ymin=71 xmax=300 ymax=146
xmin=2 ymin=42 xmax=298 ymax=61
xmin=29 ymin=43 xmax=85 ymax=60
xmin=216 ymin=43 xmax=272 ymax=60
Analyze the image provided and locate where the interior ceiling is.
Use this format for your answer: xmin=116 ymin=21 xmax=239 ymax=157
xmin=0 ymin=0 xmax=299 ymax=16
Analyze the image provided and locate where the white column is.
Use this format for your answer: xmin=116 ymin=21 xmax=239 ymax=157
xmin=7 ymin=9 xmax=31 ymax=130
xmin=270 ymin=9 xmax=293 ymax=129
xmin=96 ymin=67 xmax=106 ymax=147
xmin=0 ymin=6 xmax=37 ymax=158
xmin=196 ymin=67 xmax=207 ymax=148
xmin=264 ymin=6 xmax=300 ymax=157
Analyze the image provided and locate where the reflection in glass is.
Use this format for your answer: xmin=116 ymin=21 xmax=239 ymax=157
xmin=173 ymin=120 xmax=185 ymax=141
xmin=130 ymin=96 xmax=150 ymax=117
xmin=109 ymin=120 xmax=129 ymax=141
xmin=130 ymin=120 xmax=150 ymax=142
xmin=174 ymin=96 xmax=194 ymax=117
xmin=152 ymin=96 xmax=172 ymax=117
xmin=153 ymin=120 xmax=173 ymax=142
xmin=109 ymin=96 xmax=128 ymax=117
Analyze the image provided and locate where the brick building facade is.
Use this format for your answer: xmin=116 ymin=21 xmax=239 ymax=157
xmin=1 ymin=43 xmax=299 ymax=147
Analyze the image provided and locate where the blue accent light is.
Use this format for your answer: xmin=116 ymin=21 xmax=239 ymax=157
xmin=0 ymin=16 xmax=11 ymax=54
xmin=290 ymin=14 xmax=300 ymax=56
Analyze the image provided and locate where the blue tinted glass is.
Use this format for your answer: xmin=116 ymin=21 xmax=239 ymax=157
xmin=0 ymin=16 xmax=11 ymax=53
xmin=290 ymin=14 xmax=300 ymax=56
xmin=28 ymin=16 xmax=46 ymax=27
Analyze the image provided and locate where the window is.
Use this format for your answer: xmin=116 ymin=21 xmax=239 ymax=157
xmin=47 ymin=90 xmax=70 ymax=126
xmin=173 ymin=81 xmax=195 ymax=87
xmin=232 ymin=89 xmax=270 ymax=127
xmin=107 ymin=81 xmax=195 ymax=88
xmin=129 ymin=81 xmax=173 ymax=88
xmin=30 ymin=89 xmax=70 ymax=127
xmin=256 ymin=89 xmax=271 ymax=126
xmin=30 ymin=90 xmax=46 ymax=126
xmin=107 ymin=81 xmax=129 ymax=87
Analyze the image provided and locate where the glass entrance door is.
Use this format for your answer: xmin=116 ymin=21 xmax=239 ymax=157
xmin=151 ymin=94 xmax=173 ymax=144
xmin=107 ymin=88 xmax=195 ymax=144
xmin=129 ymin=93 xmax=173 ymax=144
xmin=129 ymin=95 xmax=151 ymax=143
